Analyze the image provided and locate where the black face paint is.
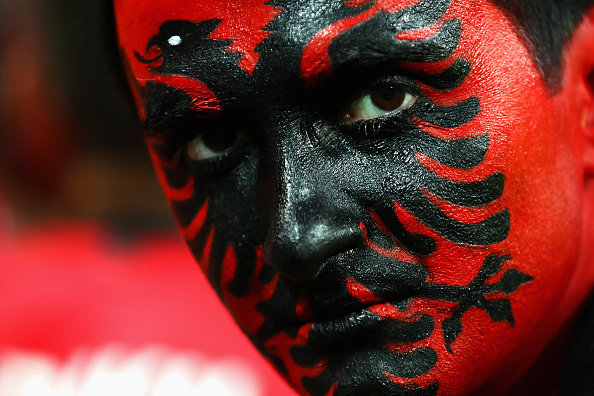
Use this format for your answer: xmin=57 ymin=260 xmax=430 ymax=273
xmin=125 ymin=0 xmax=537 ymax=394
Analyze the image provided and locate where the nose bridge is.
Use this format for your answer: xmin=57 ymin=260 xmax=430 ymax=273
xmin=272 ymin=141 xmax=323 ymax=251
xmin=262 ymin=118 xmax=362 ymax=281
xmin=273 ymin=127 xmax=315 ymax=232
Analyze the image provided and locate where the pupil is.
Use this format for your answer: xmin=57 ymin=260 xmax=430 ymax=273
xmin=202 ymin=129 xmax=238 ymax=152
xmin=370 ymin=87 xmax=406 ymax=111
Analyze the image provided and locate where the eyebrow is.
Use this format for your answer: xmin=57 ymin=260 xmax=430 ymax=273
xmin=142 ymin=83 xmax=194 ymax=133
xmin=140 ymin=16 xmax=464 ymax=132
xmin=322 ymin=18 xmax=462 ymax=84
xmin=141 ymin=81 xmax=223 ymax=134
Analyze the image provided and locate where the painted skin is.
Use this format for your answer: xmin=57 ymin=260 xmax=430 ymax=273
xmin=115 ymin=0 xmax=594 ymax=394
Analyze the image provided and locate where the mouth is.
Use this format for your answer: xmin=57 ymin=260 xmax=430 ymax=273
xmin=297 ymin=298 xmax=432 ymax=348
xmin=262 ymin=250 xmax=431 ymax=344
xmin=306 ymin=306 xmax=384 ymax=345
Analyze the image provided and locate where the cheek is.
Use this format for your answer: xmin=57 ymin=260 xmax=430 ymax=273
xmin=471 ymin=88 xmax=585 ymax=394
xmin=480 ymin=51 xmax=584 ymax=311
xmin=147 ymin=140 xmax=273 ymax=336
xmin=407 ymin=2 xmax=586 ymax=392
xmin=453 ymin=0 xmax=584 ymax=300
xmin=503 ymin=96 xmax=583 ymax=316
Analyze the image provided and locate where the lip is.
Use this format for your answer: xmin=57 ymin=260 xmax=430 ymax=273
xmin=296 ymin=299 xmax=420 ymax=347
xmin=264 ymin=250 xmax=428 ymax=330
xmin=304 ymin=305 xmax=384 ymax=345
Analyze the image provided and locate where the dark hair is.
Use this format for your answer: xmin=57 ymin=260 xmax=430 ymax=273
xmin=492 ymin=0 xmax=594 ymax=91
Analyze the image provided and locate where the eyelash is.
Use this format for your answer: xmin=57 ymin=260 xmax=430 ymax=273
xmin=342 ymin=95 xmax=424 ymax=139
xmin=184 ymin=133 xmax=254 ymax=176
xmin=148 ymin=116 xmax=248 ymax=176
xmin=334 ymin=75 xmax=424 ymax=130
xmin=152 ymin=75 xmax=428 ymax=173
xmin=187 ymin=147 xmax=249 ymax=175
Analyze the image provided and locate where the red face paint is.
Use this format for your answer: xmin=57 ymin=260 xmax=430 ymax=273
xmin=115 ymin=0 xmax=594 ymax=394
xmin=116 ymin=0 xmax=281 ymax=117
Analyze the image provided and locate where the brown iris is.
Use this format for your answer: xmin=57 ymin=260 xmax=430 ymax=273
xmin=202 ymin=129 xmax=241 ymax=153
xmin=370 ymin=86 xmax=408 ymax=111
xmin=187 ymin=128 xmax=251 ymax=161
xmin=343 ymin=84 xmax=416 ymax=122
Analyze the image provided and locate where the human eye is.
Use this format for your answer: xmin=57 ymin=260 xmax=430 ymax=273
xmin=186 ymin=127 xmax=251 ymax=161
xmin=341 ymin=83 xmax=418 ymax=123
xmin=148 ymin=113 xmax=255 ymax=173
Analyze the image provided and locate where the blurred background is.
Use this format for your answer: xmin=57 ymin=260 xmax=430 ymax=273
xmin=0 ymin=1 xmax=294 ymax=394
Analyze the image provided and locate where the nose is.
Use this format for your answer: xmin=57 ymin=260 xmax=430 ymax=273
xmin=262 ymin=127 xmax=363 ymax=281
xmin=263 ymin=194 xmax=363 ymax=281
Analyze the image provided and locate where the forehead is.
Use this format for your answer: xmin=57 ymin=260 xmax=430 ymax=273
xmin=114 ymin=0 xmax=429 ymax=46
xmin=114 ymin=0 xmax=535 ymax=130
xmin=115 ymin=0 xmax=477 ymax=91
xmin=115 ymin=0 xmax=282 ymax=73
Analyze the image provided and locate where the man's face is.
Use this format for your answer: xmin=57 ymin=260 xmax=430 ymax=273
xmin=115 ymin=0 xmax=592 ymax=394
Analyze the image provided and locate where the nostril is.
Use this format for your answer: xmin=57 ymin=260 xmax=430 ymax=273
xmin=263 ymin=223 xmax=363 ymax=282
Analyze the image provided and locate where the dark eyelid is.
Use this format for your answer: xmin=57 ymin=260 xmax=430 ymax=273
xmin=313 ymin=64 xmax=420 ymax=117
xmin=149 ymin=109 xmax=260 ymax=158
xmin=142 ymin=115 xmax=206 ymax=159
xmin=408 ymin=58 xmax=471 ymax=92
xmin=328 ymin=57 xmax=471 ymax=96
xmin=142 ymin=107 xmax=219 ymax=137
xmin=141 ymin=82 xmax=221 ymax=134
xmin=330 ymin=62 xmax=426 ymax=95
xmin=365 ymin=76 xmax=424 ymax=96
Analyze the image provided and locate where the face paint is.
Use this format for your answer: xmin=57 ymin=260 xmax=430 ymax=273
xmin=115 ymin=0 xmax=593 ymax=394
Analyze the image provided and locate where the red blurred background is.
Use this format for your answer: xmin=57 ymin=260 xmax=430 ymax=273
xmin=0 ymin=0 xmax=295 ymax=394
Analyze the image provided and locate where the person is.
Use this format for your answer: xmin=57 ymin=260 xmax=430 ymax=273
xmin=111 ymin=0 xmax=594 ymax=394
